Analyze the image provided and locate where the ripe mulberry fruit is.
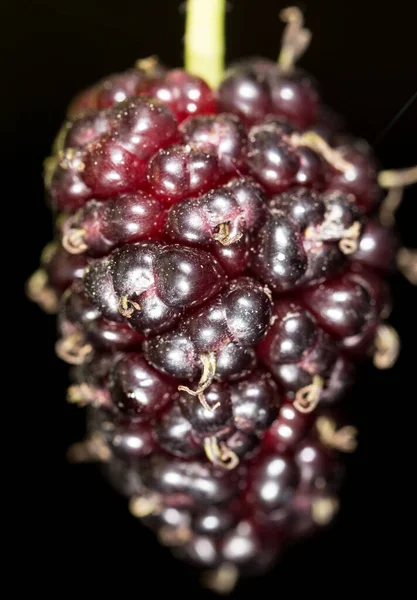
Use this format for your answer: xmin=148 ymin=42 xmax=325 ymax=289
xmin=28 ymin=0 xmax=417 ymax=592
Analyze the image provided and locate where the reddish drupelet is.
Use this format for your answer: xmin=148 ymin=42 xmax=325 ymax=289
xmin=62 ymin=192 xmax=165 ymax=257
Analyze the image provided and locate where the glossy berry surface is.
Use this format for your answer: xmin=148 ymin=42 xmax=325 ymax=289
xmin=83 ymin=242 xmax=225 ymax=335
xmin=67 ymin=63 xmax=166 ymax=117
xmin=45 ymin=245 xmax=87 ymax=293
xmin=256 ymin=298 xmax=348 ymax=404
xmin=31 ymin=31 xmax=398 ymax=582
xmin=108 ymin=419 xmax=157 ymax=459
xmin=218 ymin=65 xmax=271 ymax=125
xmin=82 ymin=99 xmax=178 ymax=199
xmin=231 ymin=372 xmax=281 ymax=434
xmin=301 ymin=271 xmax=375 ymax=340
xmin=263 ymin=401 xmax=314 ymax=453
xmin=54 ymin=111 xmax=110 ymax=152
xmin=166 ymin=177 xmax=266 ymax=242
xmin=147 ymin=144 xmax=220 ymax=203
xmin=220 ymin=521 xmax=264 ymax=567
xmin=47 ymin=150 xmax=93 ymax=211
xmin=247 ymin=122 xmax=300 ymax=192
xmin=268 ymin=70 xmax=319 ymax=130
xmin=295 ymin=437 xmax=342 ymax=493
xmin=142 ymin=455 xmax=239 ymax=507
xmin=352 ymin=219 xmax=398 ymax=272
xmin=192 ymin=506 xmax=237 ymax=536
xmin=180 ymin=113 xmax=248 ymax=173
xmin=247 ymin=453 xmax=299 ymax=511
xmin=251 ymin=187 xmax=359 ymax=292
xmin=179 ymin=383 xmax=234 ymax=435
xmin=179 ymin=535 xmax=219 ymax=567
xmin=295 ymin=146 xmax=327 ymax=188
xmin=95 ymin=70 xmax=150 ymax=110
xmin=138 ymin=69 xmax=216 ymax=122
xmin=62 ymin=193 xmax=165 ymax=257
xmin=165 ymin=178 xmax=266 ymax=274
xmin=154 ymin=403 xmax=202 ymax=458
xmin=326 ymin=143 xmax=381 ymax=212
xmin=144 ymin=277 xmax=272 ymax=382
xmin=59 ymin=287 xmax=144 ymax=351
xmin=218 ymin=61 xmax=319 ymax=129
xmin=222 ymin=429 xmax=259 ymax=459
xmin=302 ymin=267 xmax=390 ymax=358
xmin=109 ymin=354 xmax=175 ymax=420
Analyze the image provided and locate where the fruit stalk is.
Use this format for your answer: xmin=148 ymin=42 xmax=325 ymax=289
xmin=185 ymin=0 xmax=226 ymax=88
xmin=278 ymin=6 xmax=311 ymax=71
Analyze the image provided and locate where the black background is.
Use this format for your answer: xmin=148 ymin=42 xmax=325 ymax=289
xmin=5 ymin=0 xmax=417 ymax=595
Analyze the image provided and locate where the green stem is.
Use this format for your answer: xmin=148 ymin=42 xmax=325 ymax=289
xmin=185 ymin=0 xmax=226 ymax=88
